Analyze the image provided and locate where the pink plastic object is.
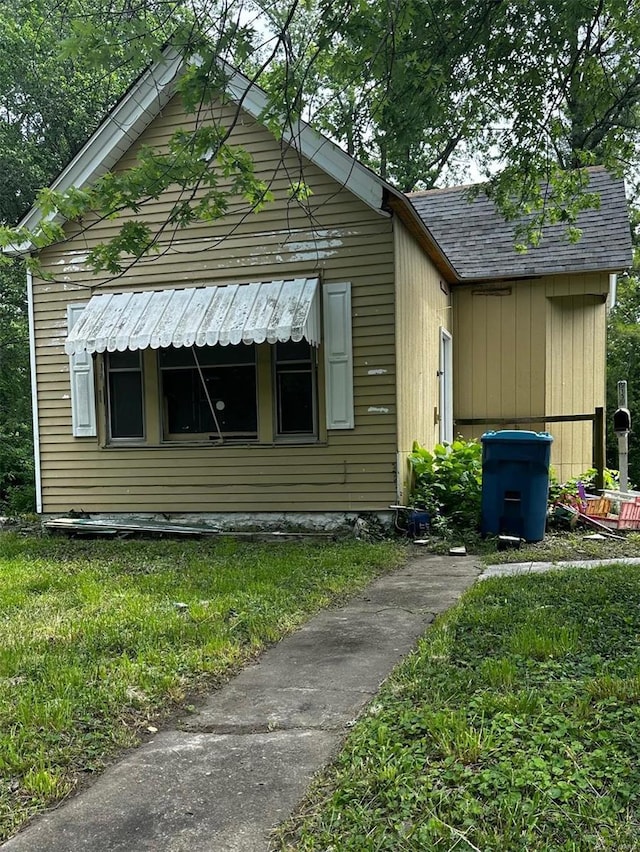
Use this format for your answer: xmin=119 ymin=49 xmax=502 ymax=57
xmin=618 ymin=501 xmax=640 ymax=530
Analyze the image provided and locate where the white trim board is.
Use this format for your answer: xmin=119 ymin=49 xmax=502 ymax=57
xmin=11 ymin=48 xmax=184 ymax=251
xmin=8 ymin=47 xmax=390 ymax=255
xmin=26 ymin=269 xmax=43 ymax=513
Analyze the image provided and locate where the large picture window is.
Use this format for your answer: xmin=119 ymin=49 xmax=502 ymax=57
xmin=159 ymin=345 xmax=258 ymax=439
xmin=106 ymin=351 xmax=144 ymax=440
xmin=69 ymin=281 xmax=354 ymax=444
xmin=102 ymin=341 xmax=324 ymax=445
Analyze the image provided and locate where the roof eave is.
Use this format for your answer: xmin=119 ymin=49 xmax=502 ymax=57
xmin=221 ymin=61 xmax=387 ymax=214
xmin=452 ymin=261 xmax=632 ymax=285
xmin=4 ymin=47 xmax=184 ymax=256
xmin=385 ymin=190 xmax=459 ymax=283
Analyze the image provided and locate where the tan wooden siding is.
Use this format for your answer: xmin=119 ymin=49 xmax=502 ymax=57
xmin=453 ymin=280 xmax=546 ymax=429
xmin=393 ymin=219 xmax=450 ymax=502
xmin=453 ymin=274 xmax=608 ymax=480
xmin=545 ymin=294 xmax=606 ymax=481
xmin=33 ymin=93 xmax=400 ymax=514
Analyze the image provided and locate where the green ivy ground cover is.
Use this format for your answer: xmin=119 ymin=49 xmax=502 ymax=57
xmin=0 ymin=533 xmax=404 ymax=841
xmin=278 ymin=564 xmax=640 ymax=851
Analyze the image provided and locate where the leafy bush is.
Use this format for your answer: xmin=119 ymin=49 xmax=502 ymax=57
xmin=4 ymin=483 xmax=36 ymax=515
xmin=0 ymin=423 xmax=34 ymax=514
xmin=408 ymin=439 xmax=482 ymax=532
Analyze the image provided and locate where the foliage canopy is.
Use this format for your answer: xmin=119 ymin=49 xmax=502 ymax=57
xmin=1 ymin=0 xmax=640 ymax=270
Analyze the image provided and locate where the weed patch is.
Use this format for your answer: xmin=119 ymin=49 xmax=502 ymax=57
xmin=277 ymin=564 xmax=640 ymax=851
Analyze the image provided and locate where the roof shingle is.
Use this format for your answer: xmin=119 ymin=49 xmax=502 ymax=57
xmin=408 ymin=168 xmax=633 ymax=281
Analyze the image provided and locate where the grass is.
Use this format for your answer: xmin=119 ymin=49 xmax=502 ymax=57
xmin=276 ymin=563 xmax=640 ymax=851
xmin=0 ymin=531 xmax=404 ymax=841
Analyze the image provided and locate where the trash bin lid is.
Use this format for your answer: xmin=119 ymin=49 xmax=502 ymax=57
xmin=481 ymin=429 xmax=553 ymax=443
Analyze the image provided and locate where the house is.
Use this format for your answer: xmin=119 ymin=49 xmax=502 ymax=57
xmin=8 ymin=49 xmax=632 ymax=526
xmin=409 ymin=170 xmax=632 ymax=483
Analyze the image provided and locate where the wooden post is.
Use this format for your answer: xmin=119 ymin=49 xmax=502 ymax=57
xmin=593 ymin=406 xmax=605 ymax=492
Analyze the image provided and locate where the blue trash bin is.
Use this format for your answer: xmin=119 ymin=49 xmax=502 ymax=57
xmin=481 ymin=430 xmax=553 ymax=542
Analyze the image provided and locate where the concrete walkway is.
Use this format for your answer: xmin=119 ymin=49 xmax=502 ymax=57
xmin=479 ymin=556 xmax=640 ymax=580
xmin=1 ymin=553 xmax=481 ymax=852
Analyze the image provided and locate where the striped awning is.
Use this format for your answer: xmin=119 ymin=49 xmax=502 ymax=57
xmin=64 ymin=278 xmax=321 ymax=355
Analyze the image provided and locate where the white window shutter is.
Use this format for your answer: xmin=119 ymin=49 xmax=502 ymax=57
xmin=68 ymin=304 xmax=97 ymax=437
xmin=323 ymin=282 xmax=354 ymax=429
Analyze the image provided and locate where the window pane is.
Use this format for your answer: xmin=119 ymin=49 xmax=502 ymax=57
xmin=276 ymin=340 xmax=312 ymax=362
xmin=204 ymin=366 xmax=257 ymax=433
xmin=108 ymin=350 xmax=141 ymax=369
xmin=162 ymin=364 xmax=257 ymax=436
xmin=159 ymin=344 xmax=255 ymax=368
xmin=277 ymin=369 xmax=314 ymax=433
xmin=275 ymin=341 xmax=315 ymax=435
xmin=108 ymin=371 xmax=144 ymax=438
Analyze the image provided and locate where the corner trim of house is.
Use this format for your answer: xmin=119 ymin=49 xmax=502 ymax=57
xmin=26 ymin=267 xmax=42 ymax=513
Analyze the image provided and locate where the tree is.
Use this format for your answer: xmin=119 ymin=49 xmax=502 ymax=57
xmin=607 ymin=204 xmax=640 ymax=486
xmin=0 ymin=262 xmax=32 ymax=510
xmin=0 ymin=0 xmax=153 ymax=508
xmin=0 ymin=0 xmax=150 ymax=225
xmin=275 ymin=0 xmax=640 ymax=243
xmin=3 ymin=0 xmax=639 ymax=270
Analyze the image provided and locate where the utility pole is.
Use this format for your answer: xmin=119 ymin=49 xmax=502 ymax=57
xmin=614 ymin=381 xmax=631 ymax=493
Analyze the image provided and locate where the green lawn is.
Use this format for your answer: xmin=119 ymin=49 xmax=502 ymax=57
xmin=0 ymin=532 xmax=404 ymax=840
xmin=277 ymin=564 xmax=640 ymax=851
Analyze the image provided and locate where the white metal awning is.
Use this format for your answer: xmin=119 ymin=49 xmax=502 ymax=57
xmin=64 ymin=279 xmax=321 ymax=355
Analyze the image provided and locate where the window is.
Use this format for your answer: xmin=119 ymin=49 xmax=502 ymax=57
xmin=159 ymin=345 xmax=257 ymax=439
xmin=99 ymin=335 xmax=343 ymax=446
xmin=106 ymin=351 xmax=144 ymax=439
xmin=274 ymin=341 xmax=316 ymax=437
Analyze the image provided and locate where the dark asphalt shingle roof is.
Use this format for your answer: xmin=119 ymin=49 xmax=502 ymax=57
xmin=408 ymin=168 xmax=633 ymax=281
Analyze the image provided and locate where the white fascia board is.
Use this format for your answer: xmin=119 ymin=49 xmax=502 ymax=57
xmin=8 ymin=48 xmax=387 ymax=259
xmin=223 ymin=65 xmax=387 ymax=215
xmin=8 ymin=48 xmax=185 ymax=252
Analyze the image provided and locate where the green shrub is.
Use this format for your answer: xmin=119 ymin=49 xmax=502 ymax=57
xmin=409 ymin=439 xmax=482 ymax=532
xmin=4 ymin=483 xmax=36 ymax=515
xmin=0 ymin=423 xmax=34 ymax=514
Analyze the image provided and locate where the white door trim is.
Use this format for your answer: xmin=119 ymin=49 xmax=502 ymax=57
xmin=439 ymin=327 xmax=453 ymax=444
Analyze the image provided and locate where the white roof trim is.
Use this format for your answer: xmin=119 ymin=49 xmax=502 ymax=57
xmin=64 ymin=279 xmax=321 ymax=354
xmin=222 ymin=63 xmax=385 ymax=212
xmin=57 ymin=49 xmax=182 ymax=191
xmin=9 ymin=49 xmax=387 ymax=254
xmin=9 ymin=48 xmax=184 ymax=252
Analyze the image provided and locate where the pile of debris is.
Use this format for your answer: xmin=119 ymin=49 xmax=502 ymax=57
xmin=582 ymin=491 xmax=640 ymax=531
xmin=554 ymin=487 xmax=640 ymax=538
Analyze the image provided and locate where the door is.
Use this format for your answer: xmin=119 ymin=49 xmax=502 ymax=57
xmin=439 ymin=328 xmax=453 ymax=444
